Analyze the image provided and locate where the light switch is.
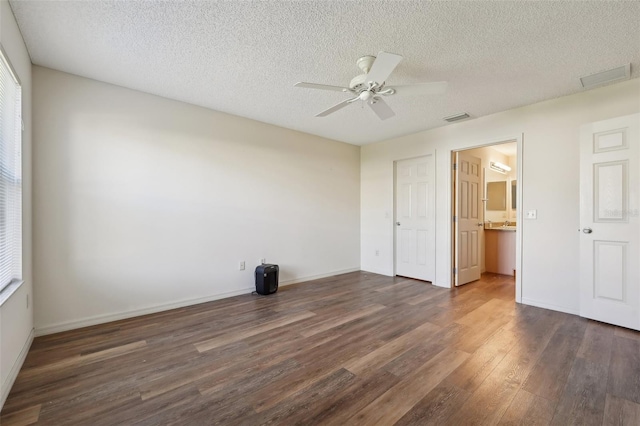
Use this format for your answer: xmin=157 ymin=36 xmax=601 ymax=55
xmin=526 ymin=209 xmax=537 ymax=219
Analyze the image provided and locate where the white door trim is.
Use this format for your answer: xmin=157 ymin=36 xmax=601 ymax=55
xmin=449 ymin=134 xmax=524 ymax=303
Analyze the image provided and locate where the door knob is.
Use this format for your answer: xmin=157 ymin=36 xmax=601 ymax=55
xmin=477 ymin=222 xmax=483 ymax=227
xmin=396 ymin=222 xmax=401 ymax=226
xmin=582 ymin=227 xmax=593 ymax=234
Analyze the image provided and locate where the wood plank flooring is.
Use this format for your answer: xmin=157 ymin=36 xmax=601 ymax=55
xmin=3 ymin=271 xmax=640 ymax=425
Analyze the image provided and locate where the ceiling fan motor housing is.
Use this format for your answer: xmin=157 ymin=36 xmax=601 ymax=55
xmin=350 ymin=55 xmax=384 ymax=92
xmin=349 ymin=74 xmax=367 ymax=91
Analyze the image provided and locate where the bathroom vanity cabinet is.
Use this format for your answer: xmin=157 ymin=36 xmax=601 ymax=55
xmin=484 ymin=228 xmax=516 ymax=276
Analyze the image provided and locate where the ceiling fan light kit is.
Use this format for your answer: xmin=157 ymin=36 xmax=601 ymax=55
xmin=294 ymin=51 xmax=448 ymax=121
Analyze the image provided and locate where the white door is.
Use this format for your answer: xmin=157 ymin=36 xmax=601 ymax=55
xmin=455 ymin=152 xmax=482 ymax=286
xmin=395 ymin=156 xmax=435 ymax=281
xmin=580 ymin=113 xmax=640 ymax=330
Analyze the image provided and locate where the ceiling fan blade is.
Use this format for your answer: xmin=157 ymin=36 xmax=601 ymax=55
xmin=295 ymin=82 xmax=351 ymax=92
xmin=366 ymin=51 xmax=403 ymax=85
xmin=368 ymin=97 xmax=395 ymax=121
xmin=388 ymin=81 xmax=448 ymax=96
xmin=315 ymin=97 xmax=358 ymax=117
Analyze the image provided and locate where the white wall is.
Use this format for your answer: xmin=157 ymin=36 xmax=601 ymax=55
xmin=33 ymin=66 xmax=360 ymax=335
xmin=0 ymin=0 xmax=33 ymax=409
xmin=361 ymin=78 xmax=640 ymax=315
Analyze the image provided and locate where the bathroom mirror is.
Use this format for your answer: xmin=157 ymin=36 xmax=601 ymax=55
xmin=487 ymin=181 xmax=507 ymax=211
xmin=511 ymin=180 xmax=517 ymax=210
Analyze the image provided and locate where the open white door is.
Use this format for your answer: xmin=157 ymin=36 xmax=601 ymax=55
xmin=454 ymin=152 xmax=482 ymax=286
xmin=580 ymin=113 xmax=640 ymax=330
xmin=395 ymin=156 xmax=435 ymax=282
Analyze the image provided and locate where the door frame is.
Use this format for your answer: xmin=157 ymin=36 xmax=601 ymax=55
xmin=450 ymin=135 xmax=524 ymax=303
xmin=393 ymin=154 xmax=436 ymax=281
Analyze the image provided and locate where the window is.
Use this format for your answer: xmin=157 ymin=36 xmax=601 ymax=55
xmin=0 ymin=48 xmax=22 ymax=294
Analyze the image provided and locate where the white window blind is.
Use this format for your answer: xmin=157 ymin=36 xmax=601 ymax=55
xmin=0 ymin=49 xmax=22 ymax=293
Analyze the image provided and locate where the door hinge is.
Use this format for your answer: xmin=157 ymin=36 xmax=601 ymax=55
xmin=453 ymin=215 xmax=457 ymax=223
xmin=453 ymin=267 xmax=458 ymax=274
xmin=453 ymin=163 xmax=457 ymax=171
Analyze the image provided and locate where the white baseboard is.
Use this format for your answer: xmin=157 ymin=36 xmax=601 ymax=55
xmin=279 ymin=267 xmax=361 ymax=286
xmin=360 ymin=267 xmax=393 ymax=277
xmin=1 ymin=328 xmax=34 ymax=410
xmin=35 ymin=267 xmax=361 ymax=337
xmin=35 ymin=287 xmax=255 ymax=337
xmin=521 ymin=297 xmax=579 ymax=316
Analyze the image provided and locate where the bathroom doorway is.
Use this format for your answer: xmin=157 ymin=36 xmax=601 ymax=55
xmin=452 ymin=138 xmax=522 ymax=301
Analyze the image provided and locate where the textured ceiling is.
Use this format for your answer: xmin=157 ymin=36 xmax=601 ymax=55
xmin=9 ymin=1 xmax=640 ymax=145
xmin=490 ymin=142 xmax=517 ymax=158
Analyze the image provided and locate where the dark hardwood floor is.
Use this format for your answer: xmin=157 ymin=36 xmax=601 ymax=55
xmin=2 ymin=271 xmax=640 ymax=425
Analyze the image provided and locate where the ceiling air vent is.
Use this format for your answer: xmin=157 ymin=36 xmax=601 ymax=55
xmin=443 ymin=112 xmax=470 ymax=123
xmin=580 ymin=64 xmax=630 ymax=89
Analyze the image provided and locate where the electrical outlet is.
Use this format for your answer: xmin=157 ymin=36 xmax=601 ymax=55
xmin=239 ymin=261 xmax=245 ymax=271
xmin=375 ymin=249 xmax=379 ymax=256
xmin=260 ymin=258 xmax=266 ymax=265
xmin=526 ymin=209 xmax=537 ymax=219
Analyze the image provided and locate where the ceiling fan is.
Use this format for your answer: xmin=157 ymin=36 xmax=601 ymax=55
xmin=294 ymin=51 xmax=448 ymax=120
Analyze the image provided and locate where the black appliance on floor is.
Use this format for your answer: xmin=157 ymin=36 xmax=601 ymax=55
xmin=255 ymin=264 xmax=279 ymax=295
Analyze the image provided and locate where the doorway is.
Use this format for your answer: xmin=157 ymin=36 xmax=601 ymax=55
xmin=452 ymin=138 xmax=522 ymax=301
